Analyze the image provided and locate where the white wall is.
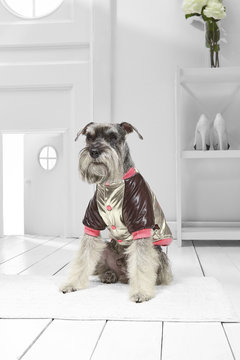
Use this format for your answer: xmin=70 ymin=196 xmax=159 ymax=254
xmin=113 ymin=0 xmax=240 ymax=222
xmin=1 ymin=0 xmax=239 ymax=235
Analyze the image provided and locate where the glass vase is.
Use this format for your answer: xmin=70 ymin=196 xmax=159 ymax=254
xmin=205 ymin=20 xmax=220 ymax=68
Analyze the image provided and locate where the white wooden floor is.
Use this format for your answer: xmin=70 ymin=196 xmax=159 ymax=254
xmin=1 ymin=235 xmax=240 ymax=360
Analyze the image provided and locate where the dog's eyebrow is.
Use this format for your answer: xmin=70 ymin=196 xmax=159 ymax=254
xmin=86 ymin=129 xmax=95 ymax=136
xmin=105 ymin=128 xmax=118 ymax=135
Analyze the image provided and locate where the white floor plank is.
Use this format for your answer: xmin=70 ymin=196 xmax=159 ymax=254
xmin=21 ymin=239 xmax=79 ymax=276
xmin=91 ymin=321 xmax=162 ymax=360
xmin=55 ymin=261 xmax=71 ymax=276
xmin=22 ymin=320 xmax=106 ymax=360
xmin=224 ymin=323 xmax=240 ymax=360
xmin=168 ymin=240 xmax=203 ymax=279
xmin=0 ymin=237 xmax=73 ymax=275
xmin=218 ymin=241 xmax=240 ymax=273
xmin=0 ymin=319 xmax=51 ymax=360
xmin=194 ymin=241 xmax=240 ymax=318
xmin=162 ymin=322 xmax=234 ymax=360
xmin=0 ymin=235 xmax=51 ymax=264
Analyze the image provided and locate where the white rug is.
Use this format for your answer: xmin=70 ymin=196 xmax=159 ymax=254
xmin=0 ymin=275 xmax=237 ymax=322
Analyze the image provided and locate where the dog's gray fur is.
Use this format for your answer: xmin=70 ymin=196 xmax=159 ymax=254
xmin=60 ymin=122 xmax=172 ymax=302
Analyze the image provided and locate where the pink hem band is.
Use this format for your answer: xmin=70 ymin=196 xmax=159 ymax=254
xmin=132 ymin=228 xmax=152 ymax=240
xmin=153 ymin=238 xmax=172 ymax=246
xmin=84 ymin=226 xmax=100 ymax=237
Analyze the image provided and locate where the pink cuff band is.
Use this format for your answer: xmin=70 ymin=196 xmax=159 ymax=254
xmin=84 ymin=226 xmax=100 ymax=237
xmin=132 ymin=228 xmax=152 ymax=240
xmin=153 ymin=237 xmax=172 ymax=246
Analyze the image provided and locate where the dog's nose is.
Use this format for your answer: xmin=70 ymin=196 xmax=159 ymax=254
xmin=90 ymin=148 xmax=101 ymax=159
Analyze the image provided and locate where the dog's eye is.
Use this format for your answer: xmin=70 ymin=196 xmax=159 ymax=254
xmin=108 ymin=132 xmax=117 ymax=141
xmin=86 ymin=133 xmax=95 ymax=141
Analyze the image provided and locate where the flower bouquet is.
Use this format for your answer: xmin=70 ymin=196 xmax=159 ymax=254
xmin=182 ymin=0 xmax=226 ymax=68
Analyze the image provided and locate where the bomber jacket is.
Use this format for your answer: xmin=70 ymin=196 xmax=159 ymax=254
xmin=83 ymin=167 xmax=172 ymax=246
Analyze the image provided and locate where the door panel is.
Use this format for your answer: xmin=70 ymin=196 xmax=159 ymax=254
xmin=0 ymin=0 xmax=90 ymax=46
xmin=24 ymin=134 xmax=64 ymax=236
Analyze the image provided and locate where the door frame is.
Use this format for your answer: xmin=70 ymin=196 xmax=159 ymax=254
xmin=0 ymin=128 xmax=72 ymax=237
xmin=92 ymin=0 xmax=115 ymax=123
xmin=0 ymin=134 xmax=3 ymax=237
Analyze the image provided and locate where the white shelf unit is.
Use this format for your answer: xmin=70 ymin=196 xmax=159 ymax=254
xmin=175 ymin=67 xmax=240 ymax=246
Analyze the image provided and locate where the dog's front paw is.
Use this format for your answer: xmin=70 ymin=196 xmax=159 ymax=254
xmin=130 ymin=292 xmax=153 ymax=303
xmin=59 ymin=282 xmax=86 ymax=294
xmin=99 ymin=270 xmax=118 ymax=284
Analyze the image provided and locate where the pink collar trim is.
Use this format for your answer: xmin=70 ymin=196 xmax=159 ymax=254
xmin=122 ymin=167 xmax=136 ymax=180
xmin=105 ymin=168 xmax=136 ymax=186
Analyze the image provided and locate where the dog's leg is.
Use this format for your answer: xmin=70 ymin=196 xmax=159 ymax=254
xmin=125 ymin=238 xmax=159 ymax=303
xmin=155 ymin=249 xmax=173 ymax=285
xmin=60 ymin=234 xmax=106 ymax=293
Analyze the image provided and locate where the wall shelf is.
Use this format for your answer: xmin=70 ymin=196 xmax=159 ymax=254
xmin=175 ymin=67 xmax=240 ymax=246
xmin=182 ymin=226 xmax=240 ymax=241
xmin=182 ymin=150 xmax=240 ymax=159
xmin=179 ymin=67 xmax=240 ymax=84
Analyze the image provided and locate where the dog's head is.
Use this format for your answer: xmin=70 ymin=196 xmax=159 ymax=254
xmin=75 ymin=122 xmax=143 ymax=184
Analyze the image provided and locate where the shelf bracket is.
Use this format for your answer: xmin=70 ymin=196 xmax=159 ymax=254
xmin=181 ymin=82 xmax=211 ymax=118
xmin=218 ymin=84 xmax=240 ymax=115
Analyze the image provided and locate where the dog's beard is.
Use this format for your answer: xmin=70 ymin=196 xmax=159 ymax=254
xmin=79 ymin=146 xmax=123 ymax=184
xmin=84 ymin=162 xmax=110 ymax=184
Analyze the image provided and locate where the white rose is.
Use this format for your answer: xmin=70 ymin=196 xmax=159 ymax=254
xmin=203 ymin=0 xmax=226 ymax=20
xmin=182 ymin=0 xmax=208 ymax=15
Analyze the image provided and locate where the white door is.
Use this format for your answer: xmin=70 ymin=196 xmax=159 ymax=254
xmin=24 ymin=134 xmax=64 ymax=236
xmin=0 ymin=0 xmax=111 ymax=237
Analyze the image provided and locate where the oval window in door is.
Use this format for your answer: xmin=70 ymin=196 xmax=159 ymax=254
xmin=39 ymin=146 xmax=57 ymax=171
xmin=2 ymin=0 xmax=64 ymax=19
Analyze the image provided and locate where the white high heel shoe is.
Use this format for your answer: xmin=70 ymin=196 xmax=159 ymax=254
xmin=212 ymin=113 xmax=230 ymax=150
xmin=193 ymin=114 xmax=211 ymax=151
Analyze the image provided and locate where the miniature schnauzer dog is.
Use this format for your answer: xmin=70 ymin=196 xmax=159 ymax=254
xmin=60 ymin=122 xmax=172 ymax=303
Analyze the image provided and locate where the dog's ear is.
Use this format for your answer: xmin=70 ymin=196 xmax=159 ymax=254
xmin=75 ymin=122 xmax=94 ymax=142
xmin=120 ymin=122 xmax=143 ymax=140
